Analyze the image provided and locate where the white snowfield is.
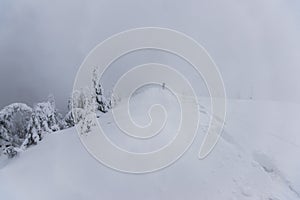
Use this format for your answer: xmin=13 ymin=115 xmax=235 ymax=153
xmin=1 ymin=87 xmax=300 ymax=200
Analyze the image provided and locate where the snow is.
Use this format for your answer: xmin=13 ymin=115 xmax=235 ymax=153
xmin=1 ymin=87 xmax=300 ymax=199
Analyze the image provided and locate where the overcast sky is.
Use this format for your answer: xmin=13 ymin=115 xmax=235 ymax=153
xmin=0 ymin=0 xmax=300 ymax=113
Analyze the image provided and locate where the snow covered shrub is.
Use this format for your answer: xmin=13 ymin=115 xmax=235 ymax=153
xmin=3 ymin=145 xmax=18 ymax=158
xmin=63 ymin=107 xmax=85 ymax=128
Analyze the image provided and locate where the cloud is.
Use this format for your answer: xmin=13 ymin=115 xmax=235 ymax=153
xmin=0 ymin=0 xmax=300 ymax=113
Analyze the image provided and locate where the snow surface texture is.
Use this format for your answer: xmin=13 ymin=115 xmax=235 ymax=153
xmin=0 ymin=87 xmax=300 ymax=200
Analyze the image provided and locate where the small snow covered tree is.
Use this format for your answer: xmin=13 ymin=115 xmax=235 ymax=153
xmin=46 ymin=94 xmax=63 ymax=131
xmin=23 ymin=112 xmax=42 ymax=146
xmin=63 ymin=98 xmax=85 ymax=128
xmin=93 ymin=68 xmax=110 ymax=113
xmin=33 ymin=101 xmax=59 ymax=132
xmin=63 ymin=110 xmax=75 ymax=128
xmin=63 ymin=92 xmax=85 ymax=128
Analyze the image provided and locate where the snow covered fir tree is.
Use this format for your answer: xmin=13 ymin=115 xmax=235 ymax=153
xmin=92 ymin=68 xmax=112 ymax=114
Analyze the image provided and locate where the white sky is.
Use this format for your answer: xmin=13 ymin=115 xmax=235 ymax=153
xmin=0 ymin=0 xmax=300 ymax=112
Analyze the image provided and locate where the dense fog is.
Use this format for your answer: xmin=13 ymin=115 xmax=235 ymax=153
xmin=0 ymin=0 xmax=300 ymax=113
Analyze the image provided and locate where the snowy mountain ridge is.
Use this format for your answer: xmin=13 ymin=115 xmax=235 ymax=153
xmin=1 ymin=87 xmax=300 ymax=200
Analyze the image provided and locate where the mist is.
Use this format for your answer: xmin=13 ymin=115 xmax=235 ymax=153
xmin=0 ymin=0 xmax=300 ymax=113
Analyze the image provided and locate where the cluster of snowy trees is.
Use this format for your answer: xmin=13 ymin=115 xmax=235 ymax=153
xmin=0 ymin=70 xmax=114 ymax=158
xmin=0 ymin=95 xmax=66 ymax=158
xmin=64 ymin=68 xmax=116 ymax=134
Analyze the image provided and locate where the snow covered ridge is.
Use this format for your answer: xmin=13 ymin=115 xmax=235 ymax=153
xmin=0 ymin=94 xmax=300 ymax=199
xmin=1 ymin=85 xmax=300 ymax=199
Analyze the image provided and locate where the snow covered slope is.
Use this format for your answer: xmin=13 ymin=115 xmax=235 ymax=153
xmin=1 ymin=87 xmax=300 ymax=200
